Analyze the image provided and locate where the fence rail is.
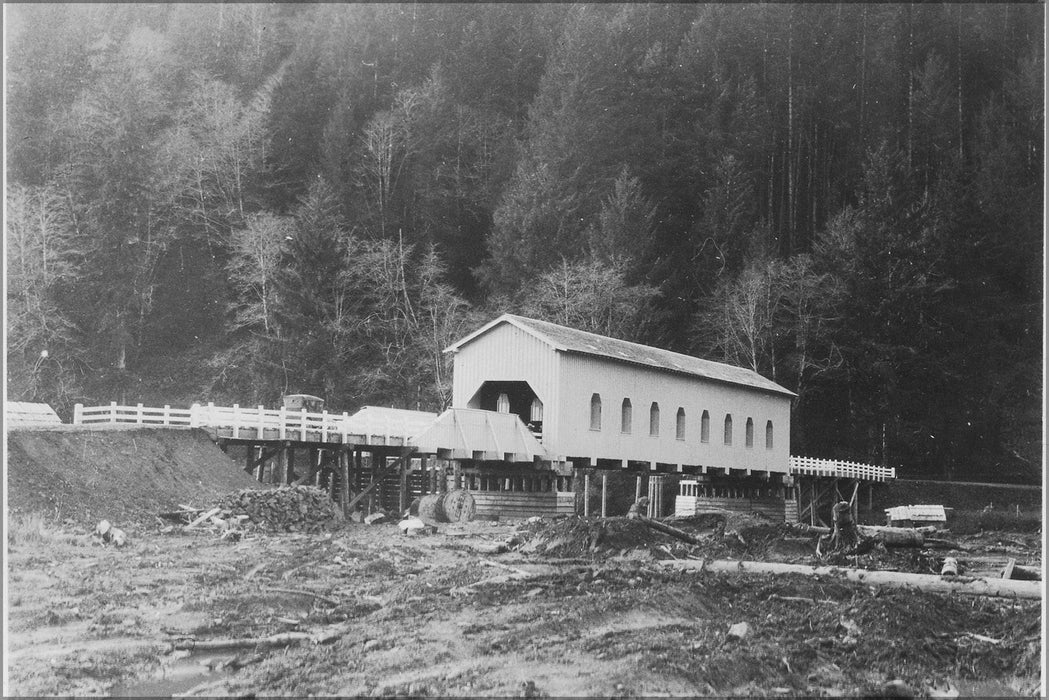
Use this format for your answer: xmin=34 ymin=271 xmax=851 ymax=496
xmin=789 ymin=455 xmax=896 ymax=482
xmin=73 ymin=402 xmax=427 ymax=446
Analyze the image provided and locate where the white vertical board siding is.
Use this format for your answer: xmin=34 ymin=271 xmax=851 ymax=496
xmin=450 ymin=323 xmax=562 ymax=447
xmin=556 ymin=353 xmax=790 ymax=472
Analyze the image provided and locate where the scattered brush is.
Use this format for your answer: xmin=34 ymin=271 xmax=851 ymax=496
xmin=7 ymin=512 xmax=62 ymax=546
xmin=950 ymin=509 xmax=1042 ymax=535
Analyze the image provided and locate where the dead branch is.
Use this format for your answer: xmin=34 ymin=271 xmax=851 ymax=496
xmin=268 ymin=587 xmax=339 ymax=607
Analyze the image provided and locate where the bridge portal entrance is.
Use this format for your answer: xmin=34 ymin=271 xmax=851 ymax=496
xmin=468 ymin=381 xmax=543 ymax=439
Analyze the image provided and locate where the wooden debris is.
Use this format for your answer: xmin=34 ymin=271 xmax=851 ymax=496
xmin=627 ymin=502 xmax=702 ymax=545
xmin=173 ymin=631 xmax=313 ymax=651
xmin=186 ymin=508 xmax=222 ymax=529
xmin=171 ymin=621 xmax=354 ymax=653
xmin=216 ymin=486 xmax=340 ymax=533
xmin=1001 ymin=559 xmax=1041 ymax=581
xmin=792 ymin=523 xmax=964 ymax=550
xmin=479 ymin=559 xmax=533 ymax=577
xmin=268 ymin=587 xmax=339 ymax=607
xmin=660 ymin=558 xmax=1043 ymax=599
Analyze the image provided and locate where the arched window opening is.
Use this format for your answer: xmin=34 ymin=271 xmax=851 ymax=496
xmin=530 ymin=397 xmax=544 ymax=422
xmin=745 ymin=417 xmax=754 ymax=448
xmin=590 ymin=394 xmax=602 ymax=431
xmin=649 ymin=402 xmax=660 ymax=436
xmin=766 ymin=420 xmax=774 ymax=449
xmin=701 ymin=410 xmax=710 ymax=443
xmin=496 ymin=393 xmax=510 ymax=414
xmin=676 ymin=408 xmax=686 ymax=440
xmin=621 ymin=398 xmax=632 ymax=434
xmin=724 ymin=414 xmax=733 ymax=445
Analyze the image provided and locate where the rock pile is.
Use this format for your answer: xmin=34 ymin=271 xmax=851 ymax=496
xmin=216 ymin=486 xmax=342 ymax=533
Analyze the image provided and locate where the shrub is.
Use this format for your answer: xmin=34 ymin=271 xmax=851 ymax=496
xmin=950 ymin=509 xmax=1043 ymax=535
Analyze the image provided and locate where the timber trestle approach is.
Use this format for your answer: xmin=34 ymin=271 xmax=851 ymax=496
xmin=72 ymin=402 xmax=563 ymax=518
xmin=72 ymin=403 xmax=898 ymax=522
xmin=789 ymin=456 xmax=896 ymax=526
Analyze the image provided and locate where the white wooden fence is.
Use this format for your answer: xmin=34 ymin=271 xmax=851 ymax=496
xmin=789 ymin=455 xmax=895 ymax=482
xmin=72 ymin=402 xmax=436 ymax=446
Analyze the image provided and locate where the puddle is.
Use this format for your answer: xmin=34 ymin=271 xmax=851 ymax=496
xmin=110 ymin=649 xmax=239 ymax=697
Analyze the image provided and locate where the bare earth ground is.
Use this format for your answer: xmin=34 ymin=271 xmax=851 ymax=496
xmin=6 ymin=516 xmax=1043 ymax=698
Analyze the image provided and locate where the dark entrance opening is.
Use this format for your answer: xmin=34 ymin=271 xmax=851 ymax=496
xmin=469 ymin=381 xmax=544 ymax=440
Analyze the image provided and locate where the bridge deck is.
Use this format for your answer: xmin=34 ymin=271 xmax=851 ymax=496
xmin=73 ymin=402 xmax=435 ymax=449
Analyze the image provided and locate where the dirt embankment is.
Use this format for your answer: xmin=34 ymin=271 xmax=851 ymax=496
xmin=6 ymin=426 xmax=264 ymax=526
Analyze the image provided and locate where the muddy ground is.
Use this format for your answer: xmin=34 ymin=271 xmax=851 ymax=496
xmin=6 ymin=512 xmax=1043 ymax=698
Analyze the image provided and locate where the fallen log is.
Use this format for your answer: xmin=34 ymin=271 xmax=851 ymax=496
xmin=659 ymin=558 xmax=1042 ymax=599
xmin=1001 ymin=560 xmax=1041 ymax=581
xmin=185 ymin=507 xmax=222 ymax=529
xmin=630 ymin=513 xmax=703 ymax=546
xmin=792 ymin=524 xmax=965 ymax=549
xmin=869 ymin=527 xmax=923 ymax=548
xmin=171 ymin=621 xmax=354 ymax=652
xmin=173 ymin=631 xmax=313 ymax=652
xmin=268 ymin=587 xmax=339 ymax=607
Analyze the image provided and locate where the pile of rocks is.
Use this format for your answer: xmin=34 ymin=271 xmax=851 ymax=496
xmin=216 ymin=486 xmax=342 ymax=533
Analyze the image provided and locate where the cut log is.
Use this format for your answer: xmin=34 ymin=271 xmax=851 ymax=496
xmin=871 ymin=528 xmax=924 ymax=548
xmin=173 ymin=631 xmax=312 ymax=651
xmin=659 ymin=558 xmax=1042 ymax=599
xmin=268 ymin=587 xmax=339 ymax=607
xmin=185 ymin=507 xmax=222 ymax=529
xmin=1002 ymin=560 xmax=1041 ymax=581
xmin=792 ymin=523 xmax=939 ymax=549
xmin=633 ymin=513 xmax=702 ymax=545
xmin=1011 ymin=565 xmax=1041 ymax=581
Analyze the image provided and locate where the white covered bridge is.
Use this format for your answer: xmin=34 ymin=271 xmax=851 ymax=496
xmin=66 ymin=314 xmax=895 ymax=521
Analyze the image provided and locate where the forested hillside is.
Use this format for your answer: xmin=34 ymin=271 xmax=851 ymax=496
xmin=5 ymin=4 xmax=1043 ymax=480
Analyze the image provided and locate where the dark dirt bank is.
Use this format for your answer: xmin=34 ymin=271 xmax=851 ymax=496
xmin=6 ymin=425 xmax=263 ymax=526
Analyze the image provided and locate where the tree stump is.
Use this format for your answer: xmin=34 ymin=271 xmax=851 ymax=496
xmin=819 ymin=501 xmax=873 ymax=556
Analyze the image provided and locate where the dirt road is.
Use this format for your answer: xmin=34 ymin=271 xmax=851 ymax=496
xmin=5 ymin=516 xmax=1042 ymax=697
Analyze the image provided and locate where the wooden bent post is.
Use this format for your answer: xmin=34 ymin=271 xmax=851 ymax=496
xmin=660 ymin=558 xmax=1042 ymax=599
xmin=345 ymin=447 xmax=416 ymax=513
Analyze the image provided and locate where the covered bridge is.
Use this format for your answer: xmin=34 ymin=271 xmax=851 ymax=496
xmin=445 ymin=314 xmax=795 ymax=478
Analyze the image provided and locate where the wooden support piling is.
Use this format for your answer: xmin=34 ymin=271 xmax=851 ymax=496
xmin=285 ymin=447 xmax=296 ymax=484
xmin=583 ymin=471 xmax=591 ymax=517
xmin=341 ymin=450 xmax=350 ymax=516
xmin=399 ymin=457 xmax=409 ymax=514
xmin=601 ymin=472 xmax=608 ymax=517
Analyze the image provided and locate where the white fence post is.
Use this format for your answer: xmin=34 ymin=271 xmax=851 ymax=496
xmin=279 ymin=406 xmax=287 ymax=440
xmin=257 ymin=405 xmax=265 ymax=438
xmin=189 ymin=403 xmax=201 ymax=427
xmin=300 ymin=408 xmax=307 ymax=441
xmin=73 ymin=403 xmax=83 ymax=425
xmin=136 ymin=403 xmax=144 ymax=424
xmin=163 ymin=405 xmax=171 ymax=425
xmin=342 ymin=411 xmax=349 ymax=444
xmin=232 ymin=404 xmax=240 ymax=439
xmin=110 ymin=401 xmax=118 ymax=423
